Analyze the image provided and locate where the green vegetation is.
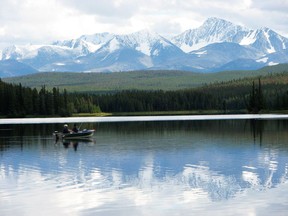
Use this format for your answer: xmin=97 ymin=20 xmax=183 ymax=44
xmin=4 ymin=64 xmax=288 ymax=93
xmin=1 ymin=64 xmax=288 ymax=117
xmin=87 ymin=73 xmax=288 ymax=114
xmin=0 ymin=79 xmax=101 ymax=117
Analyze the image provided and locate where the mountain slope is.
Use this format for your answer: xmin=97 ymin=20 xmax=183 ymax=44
xmin=240 ymin=28 xmax=288 ymax=54
xmin=0 ymin=59 xmax=38 ymax=77
xmin=188 ymin=42 xmax=262 ymax=71
xmin=0 ymin=17 xmax=287 ymax=76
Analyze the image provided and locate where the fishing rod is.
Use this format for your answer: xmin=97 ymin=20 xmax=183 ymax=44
xmin=78 ymin=123 xmax=83 ymax=130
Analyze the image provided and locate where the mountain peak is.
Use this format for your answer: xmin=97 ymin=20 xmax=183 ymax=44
xmin=171 ymin=17 xmax=247 ymax=52
xmin=128 ymin=29 xmax=163 ymax=42
xmin=201 ymin=17 xmax=245 ymax=32
xmin=203 ymin=17 xmax=232 ymax=26
xmin=1 ymin=17 xmax=287 ymax=76
xmin=79 ymin=32 xmax=115 ymax=45
xmin=115 ymin=29 xmax=171 ymax=56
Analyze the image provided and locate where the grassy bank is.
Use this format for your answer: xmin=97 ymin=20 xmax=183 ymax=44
xmin=72 ymin=109 xmax=288 ymax=117
xmin=72 ymin=110 xmax=249 ymax=117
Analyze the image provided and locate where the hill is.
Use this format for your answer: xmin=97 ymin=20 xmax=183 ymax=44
xmin=3 ymin=64 xmax=288 ymax=93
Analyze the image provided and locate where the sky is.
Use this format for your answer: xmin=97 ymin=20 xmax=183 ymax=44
xmin=0 ymin=0 xmax=287 ymax=49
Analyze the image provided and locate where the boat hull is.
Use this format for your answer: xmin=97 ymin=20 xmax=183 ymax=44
xmin=54 ymin=129 xmax=95 ymax=140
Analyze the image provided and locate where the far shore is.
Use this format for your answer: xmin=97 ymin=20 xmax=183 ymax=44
xmin=1 ymin=113 xmax=288 ymax=125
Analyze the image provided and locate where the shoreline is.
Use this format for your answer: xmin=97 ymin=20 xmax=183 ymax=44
xmin=1 ymin=114 xmax=288 ymax=124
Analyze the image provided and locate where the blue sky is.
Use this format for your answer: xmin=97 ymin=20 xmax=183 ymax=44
xmin=0 ymin=0 xmax=287 ymax=48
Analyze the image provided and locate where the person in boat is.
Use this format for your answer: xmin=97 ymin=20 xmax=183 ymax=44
xmin=63 ymin=124 xmax=70 ymax=134
xmin=72 ymin=123 xmax=79 ymax=133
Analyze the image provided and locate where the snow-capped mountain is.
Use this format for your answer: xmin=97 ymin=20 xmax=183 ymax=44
xmin=0 ymin=17 xmax=288 ymax=77
xmin=52 ymin=32 xmax=115 ymax=55
xmin=240 ymin=28 xmax=288 ymax=54
xmin=171 ymin=17 xmax=248 ymax=52
xmin=171 ymin=17 xmax=288 ymax=55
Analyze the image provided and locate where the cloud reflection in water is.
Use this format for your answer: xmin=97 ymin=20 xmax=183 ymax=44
xmin=1 ymin=120 xmax=288 ymax=215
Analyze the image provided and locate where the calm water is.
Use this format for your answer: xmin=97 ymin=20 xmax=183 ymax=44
xmin=1 ymin=119 xmax=288 ymax=216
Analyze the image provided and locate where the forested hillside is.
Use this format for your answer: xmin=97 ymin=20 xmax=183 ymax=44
xmin=90 ymin=73 xmax=288 ymax=113
xmin=4 ymin=64 xmax=288 ymax=92
xmin=1 ymin=64 xmax=288 ymax=117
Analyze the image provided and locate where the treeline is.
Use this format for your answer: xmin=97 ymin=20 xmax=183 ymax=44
xmin=93 ymin=90 xmax=221 ymax=112
xmin=91 ymin=76 xmax=288 ymax=113
xmin=2 ymin=73 xmax=288 ymax=117
xmin=0 ymin=79 xmax=100 ymax=117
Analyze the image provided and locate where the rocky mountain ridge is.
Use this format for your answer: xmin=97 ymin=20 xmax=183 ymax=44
xmin=1 ymin=17 xmax=287 ymax=77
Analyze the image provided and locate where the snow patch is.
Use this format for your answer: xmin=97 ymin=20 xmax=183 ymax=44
xmin=183 ymin=41 xmax=212 ymax=53
xmin=152 ymin=49 xmax=159 ymax=56
xmin=136 ymin=42 xmax=151 ymax=56
xmin=21 ymin=45 xmax=43 ymax=59
xmin=108 ymin=38 xmax=120 ymax=52
xmin=84 ymin=41 xmax=102 ymax=53
xmin=283 ymin=42 xmax=286 ymax=49
xmin=195 ymin=50 xmax=207 ymax=56
xmin=256 ymin=57 xmax=268 ymax=63
xmin=179 ymin=44 xmax=194 ymax=53
xmin=240 ymin=30 xmax=257 ymax=45
xmin=139 ymin=56 xmax=153 ymax=67
xmin=268 ymin=61 xmax=279 ymax=66
xmin=267 ymin=46 xmax=276 ymax=54
xmin=264 ymin=30 xmax=276 ymax=53
xmin=160 ymin=40 xmax=170 ymax=48
xmin=55 ymin=62 xmax=65 ymax=66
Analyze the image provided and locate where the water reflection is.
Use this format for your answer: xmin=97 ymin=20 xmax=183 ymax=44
xmin=0 ymin=120 xmax=288 ymax=215
xmin=60 ymin=139 xmax=95 ymax=151
xmin=250 ymin=119 xmax=265 ymax=146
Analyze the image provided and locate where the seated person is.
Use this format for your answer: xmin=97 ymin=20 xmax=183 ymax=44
xmin=72 ymin=124 xmax=79 ymax=133
xmin=63 ymin=124 xmax=70 ymax=134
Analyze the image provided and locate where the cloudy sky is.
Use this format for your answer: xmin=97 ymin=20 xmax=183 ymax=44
xmin=0 ymin=0 xmax=287 ymax=48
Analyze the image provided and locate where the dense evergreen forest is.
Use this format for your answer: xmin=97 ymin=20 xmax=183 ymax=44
xmin=0 ymin=79 xmax=100 ymax=117
xmin=1 ymin=70 xmax=288 ymax=117
xmin=90 ymin=77 xmax=271 ymax=113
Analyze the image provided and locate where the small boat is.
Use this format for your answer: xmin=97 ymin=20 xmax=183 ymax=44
xmin=54 ymin=129 xmax=95 ymax=140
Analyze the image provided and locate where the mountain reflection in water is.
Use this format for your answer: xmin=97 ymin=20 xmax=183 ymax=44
xmin=0 ymin=119 xmax=288 ymax=216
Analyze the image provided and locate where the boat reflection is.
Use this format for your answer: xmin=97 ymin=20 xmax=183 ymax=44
xmin=57 ymin=138 xmax=96 ymax=151
xmin=62 ymin=140 xmax=79 ymax=151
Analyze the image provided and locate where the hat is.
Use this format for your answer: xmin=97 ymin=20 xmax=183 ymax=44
xmin=64 ymin=124 xmax=68 ymax=127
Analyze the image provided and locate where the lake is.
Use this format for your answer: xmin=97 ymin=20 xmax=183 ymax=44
xmin=1 ymin=118 xmax=288 ymax=215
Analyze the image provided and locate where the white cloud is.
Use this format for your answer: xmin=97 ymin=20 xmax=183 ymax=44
xmin=0 ymin=26 xmax=6 ymax=36
xmin=251 ymin=0 xmax=288 ymax=12
xmin=60 ymin=0 xmax=140 ymax=18
xmin=0 ymin=0 xmax=287 ymax=48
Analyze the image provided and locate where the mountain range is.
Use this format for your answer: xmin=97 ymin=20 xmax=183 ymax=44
xmin=0 ymin=17 xmax=288 ymax=77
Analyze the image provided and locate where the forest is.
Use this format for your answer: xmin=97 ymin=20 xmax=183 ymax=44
xmin=0 ymin=79 xmax=100 ymax=117
xmin=1 ymin=69 xmax=288 ymax=117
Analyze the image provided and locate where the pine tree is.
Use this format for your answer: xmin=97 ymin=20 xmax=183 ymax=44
xmin=247 ymin=78 xmax=264 ymax=113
